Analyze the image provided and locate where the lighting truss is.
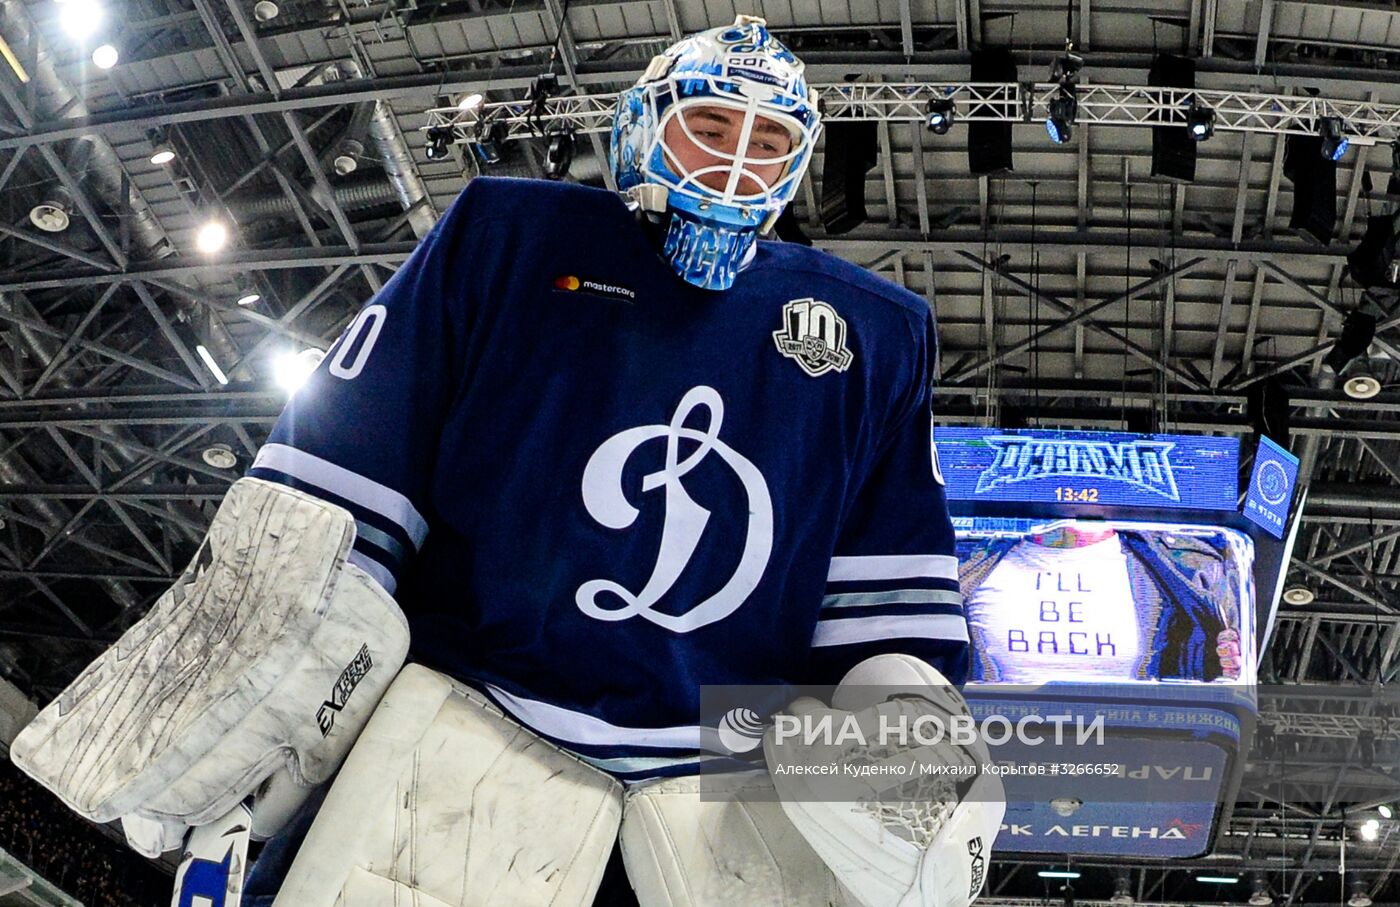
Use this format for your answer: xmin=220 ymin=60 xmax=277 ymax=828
xmin=1261 ymin=712 xmax=1400 ymax=739
xmin=422 ymin=82 xmax=1400 ymax=147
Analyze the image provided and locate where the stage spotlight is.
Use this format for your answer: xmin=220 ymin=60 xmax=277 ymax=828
xmin=1187 ymin=102 xmax=1215 ymax=141
xmin=1046 ymin=87 xmax=1077 ymax=144
xmin=1359 ymin=818 xmax=1380 ymax=841
xmin=926 ymin=97 xmax=955 ymax=135
xmin=1282 ymin=586 xmax=1314 ymax=605
xmin=544 ymin=125 xmax=575 ymax=180
xmin=456 ymin=93 xmax=484 ymax=112
xmin=236 ymin=292 xmax=261 ymax=307
xmin=1320 ymin=116 xmax=1350 ymax=161
xmin=59 ymin=0 xmax=103 ymax=41
xmin=92 ymin=43 xmax=118 ymax=69
xmin=470 ymin=119 xmax=507 ymax=166
xmin=1379 ymin=804 xmax=1395 ymax=820
xmin=424 ymin=125 xmax=453 ymax=161
xmin=195 ymin=221 xmax=228 ymax=254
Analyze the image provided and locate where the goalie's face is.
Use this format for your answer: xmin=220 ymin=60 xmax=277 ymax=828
xmin=661 ymin=104 xmax=796 ymax=199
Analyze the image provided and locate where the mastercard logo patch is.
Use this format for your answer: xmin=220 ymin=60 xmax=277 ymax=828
xmin=550 ymin=274 xmax=636 ymax=302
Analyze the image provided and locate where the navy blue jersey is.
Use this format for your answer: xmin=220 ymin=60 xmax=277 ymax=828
xmin=249 ymin=177 xmax=965 ymax=779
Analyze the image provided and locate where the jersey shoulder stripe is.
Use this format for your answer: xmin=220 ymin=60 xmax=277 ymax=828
xmin=252 ymin=443 xmax=428 ymax=546
xmin=811 ymin=613 xmax=971 ymax=648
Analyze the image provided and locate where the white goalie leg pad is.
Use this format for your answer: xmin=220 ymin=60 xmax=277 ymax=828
xmin=620 ymin=771 xmax=846 ymax=907
xmin=764 ymin=655 xmax=1007 ymax=907
xmin=273 ymin=664 xmax=623 ymax=907
xmin=11 ymin=478 xmax=410 ymax=855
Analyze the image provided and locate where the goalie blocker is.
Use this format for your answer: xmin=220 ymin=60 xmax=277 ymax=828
xmin=10 ymin=478 xmax=411 ymax=856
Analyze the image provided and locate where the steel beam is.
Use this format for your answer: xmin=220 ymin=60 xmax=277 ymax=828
xmin=953 ymin=251 xmax=1207 ymax=389
xmin=0 ymin=230 xmax=1375 ymax=295
xmin=948 ymin=254 xmax=1208 ymax=381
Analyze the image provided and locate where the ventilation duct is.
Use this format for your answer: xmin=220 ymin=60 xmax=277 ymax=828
xmin=333 ymin=62 xmax=436 ymax=238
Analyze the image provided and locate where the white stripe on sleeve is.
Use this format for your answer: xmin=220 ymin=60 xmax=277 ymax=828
xmin=253 ymin=443 xmax=429 ymax=548
xmin=827 ymin=554 xmax=959 ymax=583
xmin=821 ymin=589 xmax=963 ymax=609
xmin=811 ymin=614 xmax=970 ymax=647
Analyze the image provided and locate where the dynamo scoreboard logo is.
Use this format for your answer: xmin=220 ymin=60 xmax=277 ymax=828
xmin=975 ymin=436 xmax=1181 ymax=501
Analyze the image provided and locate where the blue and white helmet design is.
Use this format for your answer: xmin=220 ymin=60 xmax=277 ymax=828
xmin=610 ymin=16 xmax=821 ymax=290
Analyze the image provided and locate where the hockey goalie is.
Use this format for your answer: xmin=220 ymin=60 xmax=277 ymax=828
xmin=11 ymin=16 xmax=1005 ymax=907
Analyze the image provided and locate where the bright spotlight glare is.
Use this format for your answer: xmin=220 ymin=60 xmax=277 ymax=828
xmin=457 ymin=93 xmax=484 ymax=111
xmin=92 ymin=44 xmax=118 ymax=69
xmin=196 ymin=221 xmax=228 ymax=254
xmin=59 ymin=0 xmax=104 ymax=41
xmin=274 ymin=348 xmax=325 ymax=393
xmin=236 ymin=292 xmax=261 ymax=306
xmin=1380 ymin=805 xmax=1395 ymax=820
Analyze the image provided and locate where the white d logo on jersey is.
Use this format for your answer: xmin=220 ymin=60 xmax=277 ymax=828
xmin=577 ymin=385 xmax=773 ymax=633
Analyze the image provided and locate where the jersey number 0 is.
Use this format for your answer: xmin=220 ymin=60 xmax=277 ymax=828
xmin=328 ymin=304 xmax=388 ymax=380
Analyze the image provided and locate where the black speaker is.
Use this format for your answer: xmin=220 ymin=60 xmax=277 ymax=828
xmin=1284 ymin=134 xmax=1337 ymax=243
xmin=1149 ymin=54 xmax=1197 ymax=182
xmin=819 ymin=121 xmax=878 ymax=235
xmin=1247 ymin=377 xmax=1291 ymax=448
xmin=1324 ymin=310 xmax=1377 ymax=373
xmin=967 ymin=48 xmax=1015 ymax=175
xmin=998 ymin=403 xmax=1029 ymax=430
xmin=1125 ymin=409 xmax=1154 ymax=435
xmin=1347 ymin=212 xmax=1400 ymax=289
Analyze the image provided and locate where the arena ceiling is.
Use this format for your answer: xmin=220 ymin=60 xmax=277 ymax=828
xmin=0 ymin=0 xmax=1396 ymax=902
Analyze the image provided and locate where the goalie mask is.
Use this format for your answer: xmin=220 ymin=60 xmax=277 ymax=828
xmin=609 ymin=16 xmax=821 ymax=291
